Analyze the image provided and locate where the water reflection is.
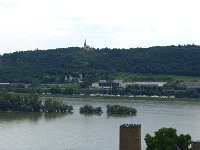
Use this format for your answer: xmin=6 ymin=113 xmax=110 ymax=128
xmin=0 ymin=112 xmax=72 ymax=123
xmin=0 ymin=112 xmax=42 ymax=122
xmin=107 ymin=114 xmax=137 ymax=118
xmin=43 ymin=112 xmax=72 ymax=121
xmin=79 ymin=113 xmax=102 ymax=116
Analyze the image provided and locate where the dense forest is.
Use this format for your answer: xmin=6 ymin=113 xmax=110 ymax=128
xmin=0 ymin=45 xmax=200 ymax=85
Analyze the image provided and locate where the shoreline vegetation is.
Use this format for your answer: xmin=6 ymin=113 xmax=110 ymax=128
xmin=1 ymin=91 xmax=200 ymax=114
xmin=0 ymin=92 xmax=138 ymax=115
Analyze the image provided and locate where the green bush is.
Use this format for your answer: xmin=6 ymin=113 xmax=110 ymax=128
xmin=145 ymin=127 xmax=191 ymax=150
xmin=106 ymin=104 xmax=137 ymax=115
xmin=79 ymin=105 xmax=102 ymax=114
xmin=42 ymin=99 xmax=73 ymax=113
xmin=0 ymin=92 xmax=73 ymax=113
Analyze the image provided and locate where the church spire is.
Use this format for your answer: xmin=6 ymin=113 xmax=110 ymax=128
xmin=83 ymin=38 xmax=92 ymax=51
xmin=84 ymin=39 xmax=86 ymax=47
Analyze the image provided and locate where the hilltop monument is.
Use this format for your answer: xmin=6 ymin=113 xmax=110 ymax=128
xmin=83 ymin=39 xmax=93 ymax=51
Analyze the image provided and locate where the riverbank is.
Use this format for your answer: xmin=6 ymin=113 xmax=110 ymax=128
xmin=39 ymin=94 xmax=200 ymax=102
xmin=8 ymin=92 xmax=200 ymax=102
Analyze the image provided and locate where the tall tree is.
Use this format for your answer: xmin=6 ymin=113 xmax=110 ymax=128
xmin=145 ymin=127 xmax=191 ymax=150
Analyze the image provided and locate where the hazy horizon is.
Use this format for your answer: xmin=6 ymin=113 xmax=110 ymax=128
xmin=1 ymin=0 xmax=200 ymax=54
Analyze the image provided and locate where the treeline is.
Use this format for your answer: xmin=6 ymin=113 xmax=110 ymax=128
xmin=0 ymin=93 xmax=73 ymax=113
xmin=1 ymin=45 xmax=200 ymax=85
xmin=3 ymin=85 xmax=200 ymax=98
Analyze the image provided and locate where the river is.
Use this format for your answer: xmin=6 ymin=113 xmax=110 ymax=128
xmin=0 ymin=98 xmax=200 ymax=150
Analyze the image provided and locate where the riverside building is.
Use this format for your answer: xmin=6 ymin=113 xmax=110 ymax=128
xmin=92 ymin=80 xmax=167 ymax=89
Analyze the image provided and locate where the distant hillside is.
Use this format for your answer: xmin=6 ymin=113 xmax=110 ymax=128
xmin=0 ymin=45 xmax=200 ymax=84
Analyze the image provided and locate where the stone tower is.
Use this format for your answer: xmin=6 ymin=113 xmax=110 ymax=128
xmin=192 ymin=141 xmax=200 ymax=150
xmin=120 ymin=124 xmax=141 ymax=150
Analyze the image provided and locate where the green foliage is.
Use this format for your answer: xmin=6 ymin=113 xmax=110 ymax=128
xmin=124 ymin=86 xmax=164 ymax=96
xmin=0 ymin=92 xmax=73 ymax=113
xmin=106 ymin=104 xmax=137 ymax=115
xmin=114 ymin=73 xmax=200 ymax=86
xmin=1 ymin=45 xmax=200 ymax=85
xmin=114 ymin=73 xmax=172 ymax=82
xmin=0 ymin=93 xmax=41 ymax=112
xmin=174 ymin=90 xmax=200 ymax=98
xmin=42 ymin=99 xmax=73 ymax=113
xmin=0 ymin=97 xmax=9 ymax=111
xmin=79 ymin=105 xmax=102 ymax=114
xmin=94 ymin=107 xmax=102 ymax=114
xmin=145 ymin=127 xmax=191 ymax=150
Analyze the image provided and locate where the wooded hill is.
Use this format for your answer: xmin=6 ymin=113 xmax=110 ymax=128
xmin=0 ymin=45 xmax=200 ymax=85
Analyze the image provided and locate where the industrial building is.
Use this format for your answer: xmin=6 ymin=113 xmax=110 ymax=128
xmin=92 ymin=80 xmax=167 ymax=89
xmin=177 ymin=82 xmax=200 ymax=89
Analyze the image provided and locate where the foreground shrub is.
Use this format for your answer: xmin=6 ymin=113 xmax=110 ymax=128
xmin=145 ymin=127 xmax=191 ymax=150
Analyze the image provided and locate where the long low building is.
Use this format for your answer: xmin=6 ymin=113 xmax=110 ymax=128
xmin=126 ymin=82 xmax=167 ymax=87
xmin=92 ymin=80 xmax=167 ymax=89
xmin=177 ymin=82 xmax=200 ymax=89
xmin=0 ymin=83 xmax=31 ymax=88
xmin=92 ymin=80 xmax=124 ymax=89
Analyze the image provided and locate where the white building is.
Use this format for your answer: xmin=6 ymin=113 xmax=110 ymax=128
xmin=92 ymin=80 xmax=123 ymax=89
xmin=130 ymin=82 xmax=167 ymax=87
xmin=177 ymin=82 xmax=200 ymax=89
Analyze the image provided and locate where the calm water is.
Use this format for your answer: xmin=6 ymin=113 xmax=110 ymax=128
xmin=0 ymin=98 xmax=200 ymax=150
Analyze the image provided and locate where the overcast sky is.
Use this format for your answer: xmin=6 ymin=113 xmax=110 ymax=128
xmin=0 ymin=0 xmax=200 ymax=54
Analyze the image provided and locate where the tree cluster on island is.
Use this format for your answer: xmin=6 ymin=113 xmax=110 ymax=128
xmin=106 ymin=104 xmax=137 ymax=115
xmin=79 ymin=105 xmax=102 ymax=114
xmin=0 ymin=92 xmax=137 ymax=115
xmin=0 ymin=93 xmax=73 ymax=113
xmin=79 ymin=104 xmax=137 ymax=115
xmin=41 ymin=99 xmax=73 ymax=113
